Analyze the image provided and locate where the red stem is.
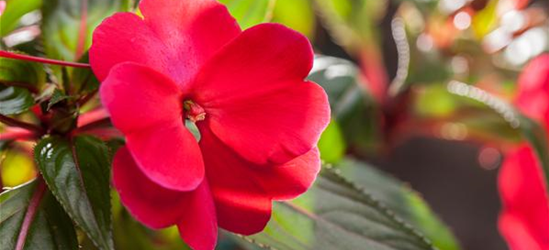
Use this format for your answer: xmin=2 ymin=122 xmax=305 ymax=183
xmin=75 ymin=0 xmax=88 ymax=61
xmin=76 ymin=108 xmax=109 ymax=127
xmin=0 ymin=114 xmax=44 ymax=135
xmin=0 ymin=50 xmax=90 ymax=68
xmin=74 ymin=117 xmax=111 ymax=134
xmin=15 ymin=178 xmax=47 ymax=250
xmin=0 ymin=127 xmax=36 ymax=141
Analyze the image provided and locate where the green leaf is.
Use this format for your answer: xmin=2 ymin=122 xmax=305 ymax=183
xmin=272 ymin=0 xmax=315 ymax=38
xmin=414 ymin=83 xmax=522 ymax=143
xmin=317 ymin=120 xmax=346 ymax=163
xmin=47 ymin=89 xmax=72 ymax=110
xmin=414 ymin=85 xmax=457 ymax=117
xmin=42 ymin=0 xmax=130 ymax=61
xmin=0 ymin=180 xmax=79 ymax=250
xmin=219 ymin=0 xmax=275 ymax=29
xmin=113 ymin=208 xmax=192 ymax=250
xmin=0 ymin=56 xmax=46 ymax=88
xmin=309 ymin=55 xmax=381 ymax=155
xmin=0 ymin=0 xmax=42 ymax=36
xmin=313 ymin=0 xmax=387 ymax=50
xmin=69 ymin=52 xmax=100 ymax=94
xmin=242 ymin=167 xmax=435 ymax=250
xmin=0 ymin=56 xmax=46 ymax=115
xmin=518 ymin=116 xmax=549 ymax=191
xmin=337 ymin=159 xmax=461 ymax=250
xmin=0 ymin=86 xmax=34 ymax=115
xmin=407 ymin=61 xmax=452 ymax=86
xmin=446 ymin=80 xmax=549 ymax=193
xmin=35 ymin=135 xmax=114 ymax=250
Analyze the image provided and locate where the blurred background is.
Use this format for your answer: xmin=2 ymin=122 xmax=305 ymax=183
xmin=304 ymin=0 xmax=548 ymax=249
xmin=2 ymin=0 xmax=548 ymax=249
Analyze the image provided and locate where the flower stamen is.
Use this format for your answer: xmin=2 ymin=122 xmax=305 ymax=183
xmin=183 ymin=100 xmax=206 ymax=122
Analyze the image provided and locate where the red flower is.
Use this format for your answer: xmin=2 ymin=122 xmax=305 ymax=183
xmin=89 ymin=0 xmax=330 ymax=249
xmin=515 ymin=54 xmax=549 ymax=133
xmin=498 ymin=53 xmax=549 ymax=250
xmin=498 ymin=145 xmax=549 ymax=250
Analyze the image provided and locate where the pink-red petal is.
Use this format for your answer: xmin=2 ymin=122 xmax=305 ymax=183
xmin=90 ymin=0 xmax=240 ymax=84
xmin=90 ymin=13 xmax=169 ymax=82
xmin=191 ymin=24 xmax=329 ymax=165
xmin=101 ymin=63 xmax=204 ymax=191
xmin=256 ymin=147 xmax=321 ymax=201
xmin=99 ymin=63 xmax=182 ymax=134
xmin=177 ymin=179 xmax=218 ymax=250
xmin=499 ymin=213 xmax=545 ymax=250
xmin=113 ymin=146 xmax=188 ymax=228
xmin=125 ymin=121 xmax=204 ymax=191
xmin=114 ymin=147 xmax=218 ymax=250
xmin=199 ymin=127 xmax=272 ymax=235
xmin=498 ymin=145 xmax=549 ymax=250
xmin=199 ymin=127 xmax=321 ymax=234
xmin=140 ymin=0 xmax=240 ymax=82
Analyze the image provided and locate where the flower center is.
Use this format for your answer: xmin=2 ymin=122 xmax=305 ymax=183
xmin=183 ymin=100 xmax=206 ymax=123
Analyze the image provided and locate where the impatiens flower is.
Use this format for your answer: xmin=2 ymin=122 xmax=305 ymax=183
xmin=498 ymin=145 xmax=549 ymax=250
xmin=89 ymin=0 xmax=330 ymax=249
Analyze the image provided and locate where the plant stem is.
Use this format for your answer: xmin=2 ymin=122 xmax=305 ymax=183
xmin=0 ymin=114 xmax=44 ymax=135
xmin=0 ymin=50 xmax=90 ymax=68
xmin=74 ymin=117 xmax=111 ymax=133
xmin=15 ymin=178 xmax=47 ymax=250
xmin=0 ymin=127 xmax=36 ymax=141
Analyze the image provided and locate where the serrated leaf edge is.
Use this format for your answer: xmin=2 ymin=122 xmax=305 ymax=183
xmin=317 ymin=165 xmax=436 ymax=249
xmin=236 ymin=165 xmax=437 ymax=250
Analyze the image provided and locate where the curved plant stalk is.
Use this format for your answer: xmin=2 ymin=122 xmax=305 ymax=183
xmin=0 ymin=50 xmax=90 ymax=68
xmin=0 ymin=127 xmax=37 ymax=141
xmin=0 ymin=114 xmax=44 ymax=135
xmin=15 ymin=178 xmax=47 ymax=250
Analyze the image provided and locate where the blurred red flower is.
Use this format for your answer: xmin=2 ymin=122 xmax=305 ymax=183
xmin=89 ymin=0 xmax=330 ymax=249
xmin=498 ymin=53 xmax=549 ymax=250
xmin=498 ymin=146 xmax=549 ymax=250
